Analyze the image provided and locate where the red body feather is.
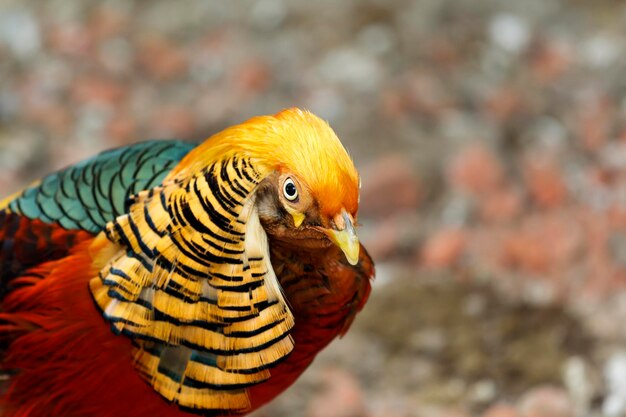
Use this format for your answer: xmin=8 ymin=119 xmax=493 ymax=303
xmin=0 ymin=216 xmax=373 ymax=416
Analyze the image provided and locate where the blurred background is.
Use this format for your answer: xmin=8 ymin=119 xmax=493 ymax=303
xmin=1 ymin=0 xmax=626 ymax=416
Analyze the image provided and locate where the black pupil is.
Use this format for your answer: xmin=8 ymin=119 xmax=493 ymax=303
xmin=285 ymin=182 xmax=297 ymax=197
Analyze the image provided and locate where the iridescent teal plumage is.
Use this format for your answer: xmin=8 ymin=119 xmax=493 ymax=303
xmin=6 ymin=140 xmax=194 ymax=232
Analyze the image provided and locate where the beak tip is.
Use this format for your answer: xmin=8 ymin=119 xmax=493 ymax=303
xmin=327 ymin=208 xmax=360 ymax=266
xmin=335 ymin=238 xmax=360 ymax=266
xmin=345 ymin=242 xmax=360 ymax=266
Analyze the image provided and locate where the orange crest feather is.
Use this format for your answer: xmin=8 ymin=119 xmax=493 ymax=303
xmin=169 ymin=108 xmax=360 ymax=217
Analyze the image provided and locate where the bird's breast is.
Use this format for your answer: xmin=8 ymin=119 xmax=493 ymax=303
xmin=270 ymin=241 xmax=373 ymax=350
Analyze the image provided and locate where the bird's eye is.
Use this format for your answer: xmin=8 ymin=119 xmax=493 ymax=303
xmin=283 ymin=178 xmax=298 ymax=201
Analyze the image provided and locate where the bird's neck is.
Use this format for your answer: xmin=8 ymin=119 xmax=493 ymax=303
xmin=270 ymin=241 xmax=371 ymax=351
xmin=245 ymin=241 xmax=373 ymax=411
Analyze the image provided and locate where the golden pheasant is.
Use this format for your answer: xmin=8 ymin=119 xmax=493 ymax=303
xmin=0 ymin=108 xmax=374 ymax=416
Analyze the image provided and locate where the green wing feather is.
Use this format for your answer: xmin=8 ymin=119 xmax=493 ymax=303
xmin=4 ymin=140 xmax=195 ymax=232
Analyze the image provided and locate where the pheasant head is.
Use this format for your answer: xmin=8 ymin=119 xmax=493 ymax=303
xmin=171 ymin=107 xmax=362 ymax=264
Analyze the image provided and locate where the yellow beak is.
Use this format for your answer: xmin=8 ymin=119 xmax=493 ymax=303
xmin=326 ymin=209 xmax=360 ymax=266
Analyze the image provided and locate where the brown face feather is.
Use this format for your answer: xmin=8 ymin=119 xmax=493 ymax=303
xmin=255 ymin=173 xmax=332 ymax=250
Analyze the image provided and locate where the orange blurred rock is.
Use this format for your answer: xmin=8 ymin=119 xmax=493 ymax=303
xmin=500 ymin=213 xmax=582 ymax=274
xmin=523 ymin=157 xmax=568 ymax=209
xmin=71 ymin=76 xmax=126 ymax=107
xmin=480 ymin=186 xmax=523 ymax=223
xmin=421 ymin=228 xmax=467 ymax=268
xmin=360 ymin=154 xmax=421 ymax=218
xmin=531 ymin=40 xmax=572 ymax=84
xmin=89 ymin=6 xmax=130 ymax=41
xmin=575 ymin=95 xmax=613 ymax=153
xmin=501 ymin=232 xmax=549 ymax=274
xmin=30 ymin=106 xmax=72 ymax=137
xmin=235 ymin=59 xmax=271 ymax=94
xmin=406 ymin=70 xmax=455 ymax=118
xmin=485 ymin=87 xmax=524 ymax=123
xmin=48 ymin=23 xmax=94 ymax=57
xmin=607 ymin=204 xmax=626 ymax=231
xmin=519 ymin=386 xmax=574 ymax=417
xmin=542 ymin=215 xmax=583 ymax=267
xmin=380 ymin=88 xmax=411 ymax=120
xmin=585 ymin=166 xmax=614 ymax=189
xmin=580 ymin=257 xmax=626 ymax=300
xmin=137 ymin=35 xmax=188 ymax=81
xmin=425 ymin=36 xmax=461 ymax=70
xmin=448 ymin=144 xmax=504 ymax=196
xmin=482 ymin=404 xmax=519 ymax=417
xmin=466 ymin=227 xmax=508 ymax=275
xmin=307 ymin=368 xmax=368 ymax=417
xmin=364 ymin=218 xmax=403 ymax=260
